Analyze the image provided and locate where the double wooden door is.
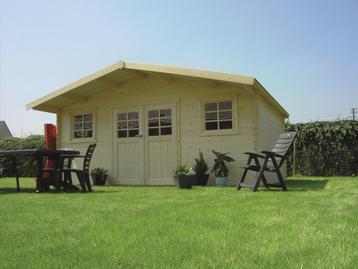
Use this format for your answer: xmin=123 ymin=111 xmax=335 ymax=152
xmin=113 ymin=103 xmax=177 ymax=185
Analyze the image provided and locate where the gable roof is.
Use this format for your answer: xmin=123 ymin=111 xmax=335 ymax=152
xmin=0 ymin=121 xmax=12 ymax=137
xmin=26 ymin=60 xmax=288 ymax=117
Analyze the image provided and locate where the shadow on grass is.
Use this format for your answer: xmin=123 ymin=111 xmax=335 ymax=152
xmin=286 ymin=179 xmax=328 ymax=191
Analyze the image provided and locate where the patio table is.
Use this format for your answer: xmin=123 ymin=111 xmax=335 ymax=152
xmin=0 ymin=149 xmax=79 ymax=192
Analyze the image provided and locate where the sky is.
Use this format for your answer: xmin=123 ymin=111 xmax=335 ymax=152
xmin=0 ymin=0 xmax=357 ymax=137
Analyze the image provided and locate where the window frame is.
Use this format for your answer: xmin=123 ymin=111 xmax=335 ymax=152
xmin=70 ymin=110 xmax=96 ymax=143
xmin=200 ymin=96 xmax=238 ymax=136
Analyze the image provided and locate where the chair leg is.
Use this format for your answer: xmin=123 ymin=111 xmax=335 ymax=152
xmin=276 ymin=169 xmax=288 ymax=191
xmin=84 ymin=173 xmax=92 ymax=192
xmin=237 ymin=168 xmax=249 ymax=190
xmin=76 ymin=172 xmax=87 ymax=192
xmin=252 ymin=158 xmax=268 ymax=192
xmin=271 ymin=157 xmax=288 ymax=191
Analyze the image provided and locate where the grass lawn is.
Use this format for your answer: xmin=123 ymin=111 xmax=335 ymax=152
xmin=0 ymin=177 xmax=357 ymax=269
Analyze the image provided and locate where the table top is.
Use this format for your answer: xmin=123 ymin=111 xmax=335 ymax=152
xmin=0 ymin=149 xmax=80 ymax=157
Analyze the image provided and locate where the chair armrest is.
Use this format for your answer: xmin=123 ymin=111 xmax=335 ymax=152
xmin=261 ymin=151 xmax=283 ymax=158
xmin=244 ymin=152 xmax=265 ymax=159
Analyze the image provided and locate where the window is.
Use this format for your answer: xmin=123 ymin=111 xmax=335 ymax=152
xmin=204 ymin=101 xmax=233 ymax=131
xmin=117 ymin=112 xmax=139 ymax=138
xmin=73 ymin=114 xmax=93 ymax=138
xmin=148 ymin=109 xmax=172 ymax=136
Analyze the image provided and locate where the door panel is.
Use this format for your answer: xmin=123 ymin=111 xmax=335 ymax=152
xmin=113 ymin=107 xmax=144 ymax=185
xmin=147 ymin=140 xmax=176 ymax=185
xmin=116 ymin=142 xmax=141 ymax=184
xmin=145 ymin=104 xmax=177 ymax=185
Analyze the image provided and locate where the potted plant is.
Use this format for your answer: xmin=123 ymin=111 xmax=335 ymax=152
xmin=193 ymin=151 xmax=209 ymax=186
xmin=172 ymin=164 xmax=196 ymax=189
xmin=90 ymin=167 xmax=108 ymax=186
xmin=211 ymin=151 xmax=235 ymax=187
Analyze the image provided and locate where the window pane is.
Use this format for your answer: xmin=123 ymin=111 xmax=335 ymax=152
xmin=74 ymin=115 xmax=82 ymax=123
xmin=74 ymin=131 xmax=82 ymax=138
xmin=205 ymin=102 xmax=217 ymax=112
xmin=129 ymin=120 xmax=139 ymax=129
xmin=118 ymin=130 xmax=127 ymax=138
xmin=84 ymin=122 xmax=92 ymax=129
xmin=219 ymin=121 xmax=232 ymax=129
xmin=148 ymin=119 xmax=159 ymax=127
xmin=219 ymin=101 xmax=232 ymax=110
xmin=128 ymin=130 xmax=139 ymax=137
xmin=205 ymin=112 xmax=217 ymax=121
xmin=118 ymin=113 xmax=127 ymax=121
xmin=219 ymin=111 xmax=232 ymax=120
xmin=74 ymin=123 xmax=82 ymax=130
xmin=84 ymin=114 xmax=93 ymax=121
xmin=148 ymin=110 xmax=159 ymax=119
xmin=148 ymin=128 xmax=159 ymax=136
xmin=205 ymin=122 xmax=218 ymax=130
xmin=84 ymin=130 xmax=93 ymax=138
xmin=128 ymin=112 xmax=139 ymax=120
xmin=161 ymin=127 xmax=172 ymax=135
xmin=160 ymin=109 xmax=171 ymax=117
xmin=118 ymin=121 xmax=127 ymax=130
xmin=160 ymin=118 xmax=171 ymax=126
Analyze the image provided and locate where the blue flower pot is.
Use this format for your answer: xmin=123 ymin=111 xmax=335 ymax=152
xmin=215 ymin=177 xmax=228 ymax=187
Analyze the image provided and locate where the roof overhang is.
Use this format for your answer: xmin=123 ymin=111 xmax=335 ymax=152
xmin=26 ymin=60 xmax=289 ymax=117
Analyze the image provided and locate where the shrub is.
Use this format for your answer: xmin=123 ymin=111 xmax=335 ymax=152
xmin=0 ymin=135 xmax=45 ymax=177
xmin=286 ymin=120 xmax=358 ymax=176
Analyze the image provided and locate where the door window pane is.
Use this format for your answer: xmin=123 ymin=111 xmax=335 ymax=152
xmin=147 ymin=108 xmax=172 ymax=136
xmin=129 ymin=130 xmax=139 ymax=137
xmin=117 ymin=111 xmax=140 ymax=138
xmin=160 ymin=118 xmax=171 ymax=126
xmin=148 ymin=110 xmax=159 ymax=119
xmin=118 ymin=130 xmax=127 ymax=138
xmin=148 ymin=119 xmax=159 ymax=127
xmin=148 ymin=128 xmax=159 ymax=136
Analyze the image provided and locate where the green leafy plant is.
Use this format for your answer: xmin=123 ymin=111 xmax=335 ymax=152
xmin=211 ymin=151 xmax=235 ymax=177
xmin=90 ymin=167 xmax=108 ymax=178
xmin=193 ymin=151 xmax=209 ymax=176
xmin=172 ymin=164 xmax=191 ymax=177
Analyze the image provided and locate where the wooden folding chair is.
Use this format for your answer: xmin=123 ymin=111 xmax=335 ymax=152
xmin=237 ymin=132 xmax=297 ymax=192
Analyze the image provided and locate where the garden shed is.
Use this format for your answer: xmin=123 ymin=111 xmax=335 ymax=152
xmin=27 ymin=61 xmax=288 ymax=186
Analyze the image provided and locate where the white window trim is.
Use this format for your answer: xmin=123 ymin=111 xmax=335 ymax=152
xmin=199 ymin=96 xmax=238 ymax=136
xmin=70 ymin=109 xmax=97 ymax=143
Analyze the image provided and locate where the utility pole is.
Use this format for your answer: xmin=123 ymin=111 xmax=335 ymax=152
xmin=352 ymin=108 xmax=357 ymax=120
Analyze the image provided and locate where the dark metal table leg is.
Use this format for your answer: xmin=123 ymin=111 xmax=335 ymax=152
xmin=36 ymin=155 xmax=44 ymax=193
xmin=12 ymin=157 xmax=20 ymax=192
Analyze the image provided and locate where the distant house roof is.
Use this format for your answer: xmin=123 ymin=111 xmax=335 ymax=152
xmin=0 ymin=121 xmax=12 ymax=137
xmin=26 ymin=60 xmax=289 ymax=117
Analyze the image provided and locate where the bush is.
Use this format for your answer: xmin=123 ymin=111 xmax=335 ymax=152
xmin=286 ymin=120 xmax=358 ymax=176
xmin=0 ymin=135 xmax=45 ymax=177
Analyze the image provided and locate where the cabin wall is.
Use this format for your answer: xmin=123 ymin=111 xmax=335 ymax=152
xmin=257 ymin=95 xmax=287 ymax=180
xmin=57 ymin=74 xmax=259 ymax=186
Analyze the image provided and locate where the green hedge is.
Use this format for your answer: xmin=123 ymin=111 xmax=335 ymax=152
xmin=286 ymin=120 xmax=358 ymax=176
xmin=0 ymin=135 xmax=45 ymax=177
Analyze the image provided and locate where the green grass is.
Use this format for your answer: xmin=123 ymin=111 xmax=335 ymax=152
xmin=0 ymin=177 xmax=357 ymax=269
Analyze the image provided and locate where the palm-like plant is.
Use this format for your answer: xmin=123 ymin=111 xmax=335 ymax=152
xmin=211 ymin=151 xmax=235 ymax=177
